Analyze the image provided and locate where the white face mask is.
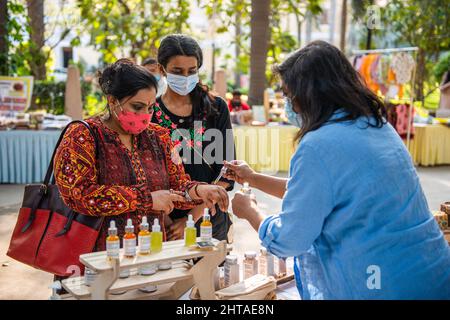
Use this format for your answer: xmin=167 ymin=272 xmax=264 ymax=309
xmin=285 ymin=97 xmax=302 ymax=127
xmin=166 ymin=73 xmax=199 ymax=96
xmin=156 ymin=76 xmax=167 ymax=98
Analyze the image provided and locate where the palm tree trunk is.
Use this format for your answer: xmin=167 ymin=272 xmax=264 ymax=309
xmin=339 ymin=0 xmax=347 ymax=52
xmin=415 ymin=48 xmax=426 ymax=103
xmin=248 ymin=0 xmax=271 ymax=106
xmin=0 ymin=0 xmax=8 ymax=75
xmin=234 ymin=9 xmax=241 ymax=88
xmin=26 ymin=0 xmax=46 ymax=80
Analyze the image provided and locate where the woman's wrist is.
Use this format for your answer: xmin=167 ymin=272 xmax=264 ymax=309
xmin=248 ymin=209 xmax=264 ymax=232
xmin=247 ymin=172 xmax=259 ymax=188
xmin=188 ymin=183 xmax=206 ymax=200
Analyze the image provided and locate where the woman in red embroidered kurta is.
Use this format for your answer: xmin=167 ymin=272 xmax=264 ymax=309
xmin=53 ymin=58 xmax=229 ymax=252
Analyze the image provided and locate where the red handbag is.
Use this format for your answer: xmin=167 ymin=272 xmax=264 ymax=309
xmin=7 ymin=120 xmax=104 ymax=276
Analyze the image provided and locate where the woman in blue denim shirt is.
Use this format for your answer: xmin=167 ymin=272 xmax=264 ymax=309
xmin=225 ymin=41 xmax=450 ymax=299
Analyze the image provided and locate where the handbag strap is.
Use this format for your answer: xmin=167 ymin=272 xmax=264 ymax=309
xmin=21 ymin=120 xmax=99 ymax=234
xmin=43 ymin=120 xmax=99 ymax=188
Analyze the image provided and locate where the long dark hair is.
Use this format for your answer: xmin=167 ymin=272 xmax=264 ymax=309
xmin=98 ymin=58 xmax=158 ymax=102
xmin=157 ymin=34 xmax=219 ymax=124
xmin=273 ymin=40 xmax=387 ymax=142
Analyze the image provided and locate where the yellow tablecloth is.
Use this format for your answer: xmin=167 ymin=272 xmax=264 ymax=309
xmin=233 ymin=123 xmax=450 ymax=172
xmin=233 ymin=125 xmax=297 ymax=173
xmin=408 ymin=123 xmax=450 ymax=166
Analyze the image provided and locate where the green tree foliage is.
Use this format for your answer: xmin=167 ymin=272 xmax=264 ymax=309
xmin=199 ymin=0 xmax=322 ymax=88
xmin=383 ymin=0 xmax=449 ymax=101
xmin=76 ymin=0 xmax=192 ymax=64
xmin=1 ymin=0 xmax=31 ymax=76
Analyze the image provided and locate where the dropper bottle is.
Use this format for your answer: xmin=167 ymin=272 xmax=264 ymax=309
xmin=119 ymin=218 xmax=136 ymax=279
xmin=138 ymin=216 xmax=151 ymax=255
xmin=184 ymin=214 xmax=197 ymax=247
xmin=138 ymin=216 xmax=157 ymax=278
xmin=241 ymin=182 xmax=251 ymax=194
xmin=150 ymin=218 xmax=162 ymax=253
xmin=123 ymin=218 xmax=136 ymax=258
xmin=200 ymin=208 xmax=212 ymax=242
xmin=106 ymin=220 xmax=120 ymax=260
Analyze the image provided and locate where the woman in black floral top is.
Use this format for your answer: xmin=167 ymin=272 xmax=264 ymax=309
xmin=151 ymin=34 xmax=235 ymax=242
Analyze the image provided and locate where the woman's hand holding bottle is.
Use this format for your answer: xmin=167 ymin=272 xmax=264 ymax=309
xmin=223 ymin=160 xmax=256 ymax=185
xmin=193 ymin=184 xmax=229 ymax=215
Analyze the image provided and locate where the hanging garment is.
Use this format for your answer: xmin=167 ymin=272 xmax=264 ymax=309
xmin=360 ymin=54 xmax=380 ymax=93
xmin=386 ymin=103 xmax=415 ymax=139
xmin=376 ymin=55 xmax=391 ymax=95
xmin=391 ymin=52 xmax=415 ymax=84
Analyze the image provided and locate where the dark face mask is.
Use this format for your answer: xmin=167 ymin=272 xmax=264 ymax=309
xmin=231 ymin=100 xmax=242 ymax=107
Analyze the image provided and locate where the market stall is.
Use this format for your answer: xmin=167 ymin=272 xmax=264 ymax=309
xmin=1 ymin=122 xmax=449 ymax=185
xmin=233 ymin=123 xmax=450 ymax=171
xmin=408 ymin=123 xmax=450 ymax=166
xmin=0 ymin=130 xmax=60 ymax=184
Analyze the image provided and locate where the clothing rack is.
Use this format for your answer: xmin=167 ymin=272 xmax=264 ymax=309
xmin=352 ymin=47 xmax=419 ymax=149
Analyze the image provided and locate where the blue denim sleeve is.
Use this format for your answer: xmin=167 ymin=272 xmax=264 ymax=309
xmin=258 ymin=143 xmax=334 ymax=258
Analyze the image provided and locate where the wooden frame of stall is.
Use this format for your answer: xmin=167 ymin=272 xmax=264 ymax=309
xmin=61 ymin=239 xmax=231 ymax=300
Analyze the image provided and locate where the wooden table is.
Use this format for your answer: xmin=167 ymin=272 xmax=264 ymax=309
xmin=61 ymin=239 xmax=231 ymax=300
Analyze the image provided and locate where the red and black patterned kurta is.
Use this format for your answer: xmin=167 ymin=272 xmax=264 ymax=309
xmin=54 ymin=117 xmax=200 ymax=251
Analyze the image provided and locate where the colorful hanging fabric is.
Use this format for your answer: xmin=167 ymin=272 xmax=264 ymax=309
xmin=391 ymin=52 xmax=415 ymax=84
xmin=360 ymin=54 xmax=380 ymax=93
xmin=386 ymin=103 xmax=415 ymax=139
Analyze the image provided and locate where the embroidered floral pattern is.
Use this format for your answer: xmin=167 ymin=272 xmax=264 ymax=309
xmin=153 ymin=103 xmax=206 ymax=151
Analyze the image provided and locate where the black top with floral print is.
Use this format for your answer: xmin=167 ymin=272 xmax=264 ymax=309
xmin=151 ymin=96 xmax=235 ymax=221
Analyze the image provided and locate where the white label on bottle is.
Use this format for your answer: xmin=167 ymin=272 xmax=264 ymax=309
xmin=106 ymin=240 xmax=120 ymax=259
xmin=124 ymin=238 xmax=136 ymax=257
xmin=224 ymin=264 xmax=240 ymax=287
xmin=267 ymin=255 xmax=275 ymax=276
xmin=84 ymin=268 xmax=98 ymax=286
xmin=259 ymin=257 xmax=267 ymax=275
xmin=139 ymin=235 xmax=151 ymax=254
xmin=244 ymin=261 xmax=257 ymax=279
xmin=200 ymin=226 xmax=212 ymax=241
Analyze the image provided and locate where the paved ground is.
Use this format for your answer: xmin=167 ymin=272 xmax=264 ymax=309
xmin=1 ymin=166 xmax=449 ymax=299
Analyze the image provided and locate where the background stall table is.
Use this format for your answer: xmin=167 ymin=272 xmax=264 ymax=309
xmin=232 ymin=125 xmax=297 ymax=173
xmin=408 ymin=124 xmax=450 ymax=166
xmin=1 ymin=124 xmax=449 ymax=184
xmin=233 ymin=123 xmax=450 ymax=172
xmin=0 ymin=130 xmax=61 ymax=184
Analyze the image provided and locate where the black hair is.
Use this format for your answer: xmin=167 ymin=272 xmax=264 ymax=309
xmin=142 ymin=57 xmax=158 ymax=66
xmin=97 ymin=58 xmax=158 ymax=101
xmin=232 ymin=90 xmax=242 ymax=96
xmin=157 ymin=34 xmax=219 ymax=124
xmin=273 ymin=40 xmax=387 ymax=142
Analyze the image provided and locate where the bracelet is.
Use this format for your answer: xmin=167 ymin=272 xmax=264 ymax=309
xmin=184 ymin=188 xmax=193 ymax=202
xmin=194 ymin=184 xmax=201 ymax=199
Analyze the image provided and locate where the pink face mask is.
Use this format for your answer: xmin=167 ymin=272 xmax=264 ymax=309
xmin=113 ymin=103 xmax=151 ymax=135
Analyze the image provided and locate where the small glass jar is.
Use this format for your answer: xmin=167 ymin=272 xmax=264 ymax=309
xmin=224 ymin=255 xmax=240 ymax=287
xmin=138 ymin=263 xmax=158 ymax=293
xmin=259 ymin=247 xmax=275 ymax=277
xmin=158 ymin=261 xmax=172 ymax=270
xmin=139 ymin=263 xmax=157 ymax=276
xmin=84 ymin=268 xmax=97 ymax=286
xmin=243 ymin=251 xmax=258 ymax=280
xmin=277 ymin=257 xmax=287 ymax=277
xmin=119 ymin=268 xmax=130 ymax=279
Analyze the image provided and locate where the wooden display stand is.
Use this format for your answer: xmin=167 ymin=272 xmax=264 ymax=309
xmin=444 ymin=230 xmax=450 ymax=245
xmin=61 ymin=238 xmax=231 ymax=300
